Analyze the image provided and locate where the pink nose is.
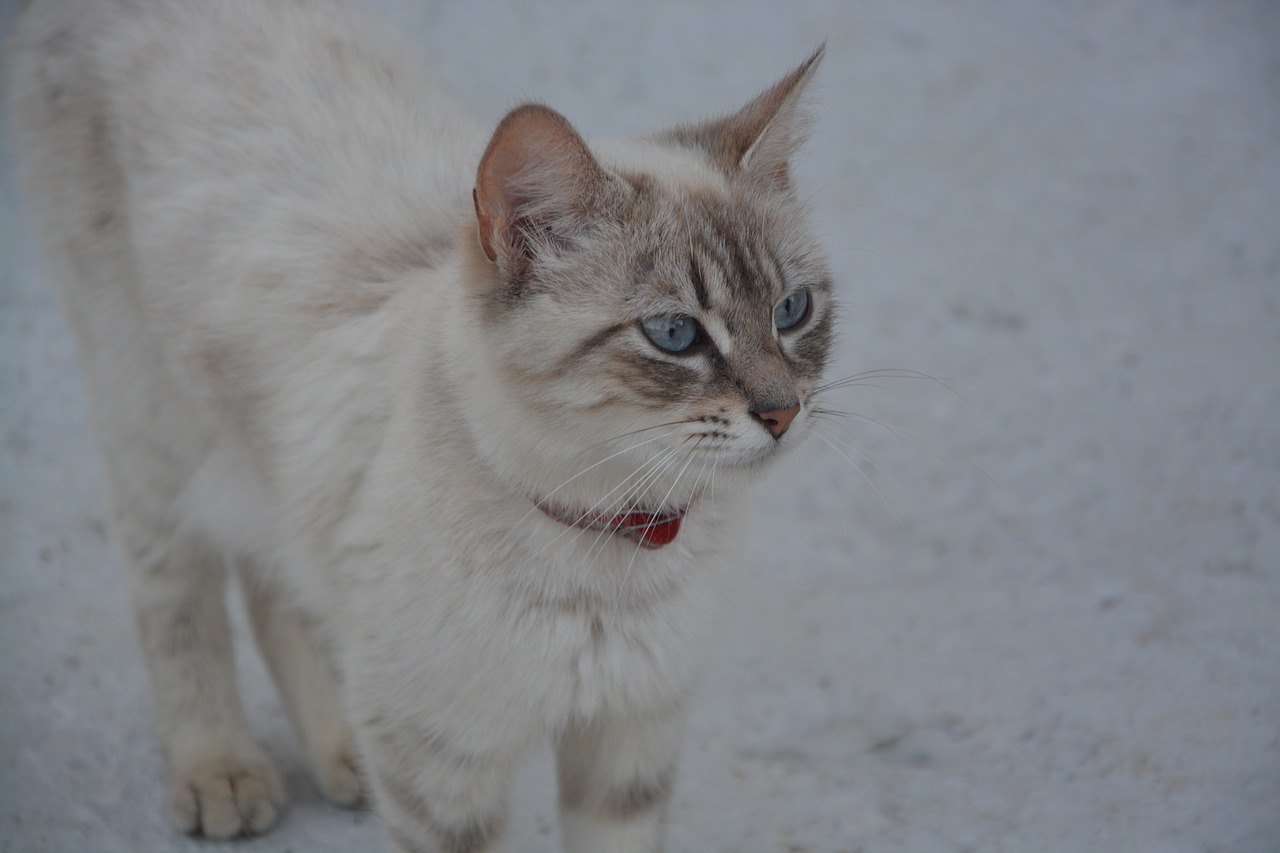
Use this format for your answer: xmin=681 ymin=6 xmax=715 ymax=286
xmin=752 ymin=404 xmax=800 ymax=439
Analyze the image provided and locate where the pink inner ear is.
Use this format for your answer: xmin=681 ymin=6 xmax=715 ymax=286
xmin=472 ymin=104 xmax=603 ymax=271
xmin=474 ymin=120 xmax=532 ymax=264
xmin=474 ymin=132 xmax=538 ymax=263
xmin=472 ymin=187 xmax=502 ymax=263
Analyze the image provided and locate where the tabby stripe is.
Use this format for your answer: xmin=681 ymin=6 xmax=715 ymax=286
xmin=690 ymin=231 xmax=736 ymax=306
xmin=710 ymin=213 xmax=765 ymax=298
xmin=616 ymin=356 xmax=701 ymax=402
xmin=790 ymin=308 xmax=834 ymax=373
xmin=742 ymin=231 xmax=780 ymax=299
xmin=756 ymin=243 xmax=787 ymax=295
xmin=555 ymin=321 xmax=630 ymax=374
xmin=601 ymin=768 xmax=676 ymax=820
xmin=688 ymin=253 xmax=711 ymax=309
xmin=380 ymin=775 xmax=503 ymax=853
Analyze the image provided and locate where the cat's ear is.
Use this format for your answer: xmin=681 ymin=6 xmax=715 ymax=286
xmin=665 ymin=45 xmax=825 ymax=189
xmin=473 ymin=104 xmax=611 ymax=278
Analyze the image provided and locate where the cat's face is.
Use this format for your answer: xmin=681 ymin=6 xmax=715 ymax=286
xmin=464 ymin=51 xmax=831 ymax=511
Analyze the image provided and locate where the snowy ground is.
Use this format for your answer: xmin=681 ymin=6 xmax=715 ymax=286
xmin=2 ymin=1 xmax=1278 ymax=851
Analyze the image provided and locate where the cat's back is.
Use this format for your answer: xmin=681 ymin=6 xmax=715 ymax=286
xmin=8 ymin=0 xmax=481 ymax=304
xmin=8 ymin=0 xmax=488 ymax=557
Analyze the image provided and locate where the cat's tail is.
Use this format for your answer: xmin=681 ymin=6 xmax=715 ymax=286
xmin=7 ymin=0 xmax=135 ymax=306
xmin=6 ymin=0 xmax=157 ymax=423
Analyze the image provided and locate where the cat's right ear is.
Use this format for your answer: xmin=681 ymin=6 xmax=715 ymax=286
xmin=663 ymin=45 xmax=825 ymax=191
xmin=473 ymin=104 xmax=609 ymax=280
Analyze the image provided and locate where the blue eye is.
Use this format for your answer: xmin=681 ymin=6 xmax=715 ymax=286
xmin=774 ymin=289 xmax=810 ymax=331
xmin=641 ymin=315 xmax=699 ymax=353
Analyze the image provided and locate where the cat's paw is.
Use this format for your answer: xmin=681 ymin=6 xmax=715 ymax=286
xmin=167 ymin=753 xmax=285 ymax=839
xmin=312 ymin=743 xmax=365 ymax=808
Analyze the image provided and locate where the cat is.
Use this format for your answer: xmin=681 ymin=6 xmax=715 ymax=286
xmin=6 ymin=1 xmax=833 ymax=850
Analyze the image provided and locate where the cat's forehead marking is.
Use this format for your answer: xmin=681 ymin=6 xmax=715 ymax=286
xmin=595 ymin=137 xmax=729 ymax=195
xmin=700 ymin=315 xmax=734 ymax=356
xmin=682 ymin=195 xmax=783 ymax=312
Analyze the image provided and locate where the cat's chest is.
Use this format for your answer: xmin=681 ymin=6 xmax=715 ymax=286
xmin=552 ymin=598 xmax=708 ymax=720
xmin=494 ymin=511 xmax=729 ymax=717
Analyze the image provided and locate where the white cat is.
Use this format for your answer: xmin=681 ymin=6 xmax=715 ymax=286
xmin=6 ymin=1 xmax=833 ymax=850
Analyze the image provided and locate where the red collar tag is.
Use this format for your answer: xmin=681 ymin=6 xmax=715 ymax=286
xmin=535 ymin=501 xmax=686 ymax=549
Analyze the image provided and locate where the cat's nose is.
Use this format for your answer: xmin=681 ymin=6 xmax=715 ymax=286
xmin=752 ymin=403 xmax=800 ymax=439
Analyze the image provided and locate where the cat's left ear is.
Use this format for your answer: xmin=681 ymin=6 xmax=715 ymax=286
xmin=665 ymin=44 xmax=825 ymax=190
xmin=473 ymin=103 xmax=616 ymax=280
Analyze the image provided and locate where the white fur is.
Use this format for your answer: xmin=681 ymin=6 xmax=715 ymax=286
xmin=6 ymin=1 xmax=826 ymax=850
xmin=595 ymin=135 xmax=729 ymax=194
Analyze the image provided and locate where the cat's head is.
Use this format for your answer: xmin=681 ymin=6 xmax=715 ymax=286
xmin=459 ymin=48 xmax=833 ymax=514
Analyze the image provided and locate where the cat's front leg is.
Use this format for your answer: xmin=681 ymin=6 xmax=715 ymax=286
xmin=125 ymin=523 xmax=284 ymax=838
xmin=238 ymin=564 xmax=364 ymax=807
xmin=358 ymin=714 xmax=521 ymax=853
xmin=555 ymin=708 xmax=685 ymax=853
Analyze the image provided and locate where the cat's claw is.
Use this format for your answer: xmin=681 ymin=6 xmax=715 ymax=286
xmin=167 ymin=755 xmax=285 ymax=839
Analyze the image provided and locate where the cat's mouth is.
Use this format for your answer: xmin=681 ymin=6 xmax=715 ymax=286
xmin=532 ymin=497 xmax=694 ymax=549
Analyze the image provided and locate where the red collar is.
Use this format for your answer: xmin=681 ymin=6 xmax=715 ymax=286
xmin=535 ymin=500 xmax=687 ymax=549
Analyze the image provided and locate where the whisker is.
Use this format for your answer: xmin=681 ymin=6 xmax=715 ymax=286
xmin=595 ymin=418 xmax=702 ymax=447
xmin=818 ymin=381 xmax=894 ymax=393
xmin=607 ymin=442 xmax=698 ymax=582
xmin=575 ymin=434 xmax=698 ymax=565
xmin=616 ymin=436 xmax=704 ymax=603
xmin=815 ymin=367 xmax=946 ymax=389
xmin=810 ymin=427 xmax=905 ymax=534
xmin=811 ymin=407 xmax=1002 ymax=493
xmin=511 ymin=428 xmax=684 ymax=530
xmin=578 ymin=444 xmax=688 ymax=564
xmin=810 ymin=406 xmax=917 ymax=441
xmin=533 ymin=444 xmax=685 ymax=560
xmin=812 ymin=423 xmax=908 ymax=504
xmin=573 ymin=444 xmax=684 ymax=524
xmin=708 ymin=452 xmax=720 ymax=521
xmin=814 ymin=368 xmax=976 ymax=409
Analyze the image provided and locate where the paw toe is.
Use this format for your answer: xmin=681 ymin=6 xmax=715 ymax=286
xmin=315 ymin=748 xmax=365 ymax=808
xmin=168 ymin=756 xmax=284 ymax=839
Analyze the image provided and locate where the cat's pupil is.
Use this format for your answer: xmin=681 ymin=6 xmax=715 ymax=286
xmin=642 ymin=315 xmax=699 ymax=353
xmin=774 ymin=289 xmax=810 ymax=331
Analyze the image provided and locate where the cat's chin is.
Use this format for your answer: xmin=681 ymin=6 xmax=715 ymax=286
xmin=710 ymin=434 xmax=805 ymax=472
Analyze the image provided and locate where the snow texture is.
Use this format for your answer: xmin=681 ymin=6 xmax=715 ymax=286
xmin=2 ymin=1 xmax=1277 ymax=851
